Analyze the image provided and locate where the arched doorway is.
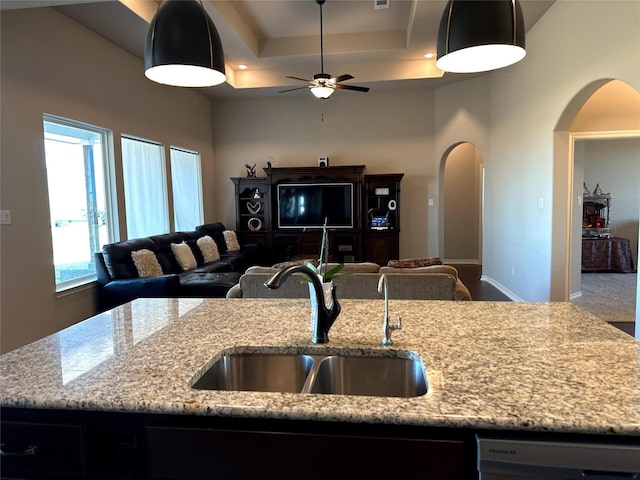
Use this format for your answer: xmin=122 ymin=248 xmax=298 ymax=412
xmin=441 ymin=142 xmax=484 ymax=266
xmin=553 ymin=79 xmax=640 ymax=337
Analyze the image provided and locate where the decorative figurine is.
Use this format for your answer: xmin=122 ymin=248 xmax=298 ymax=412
xmin=245 ymin=163 xmax=256 ymax=177
xmin=247 ymin=202 xmax=262 ymax=214
xmin=583 ymin=182 xmax=590 ymax=195
xmin=593 ymin=183 xmax=603 ymax=196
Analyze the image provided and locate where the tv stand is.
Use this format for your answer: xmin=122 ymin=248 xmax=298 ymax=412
xmin=231 ymin=166 xmax=402 ymax=265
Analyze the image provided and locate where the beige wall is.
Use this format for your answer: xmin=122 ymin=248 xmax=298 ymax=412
xmin=0 ymin=8 xmax=216 ymax=353
xmin=443 ymin=143 xmax=482 ymax=262
xmin=434 ymin=0 xmax=639 ymax=301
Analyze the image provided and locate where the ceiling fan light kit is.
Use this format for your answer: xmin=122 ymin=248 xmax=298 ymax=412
xmin=144 ymin=0 xmax=226 ymax=87
xmin=311 ymin=86 xmax=335 ymax=99
xmin=436 ymin=0 xmax=526 ymax=74
xmin=310 ymin=73 xmax=335 ymax=99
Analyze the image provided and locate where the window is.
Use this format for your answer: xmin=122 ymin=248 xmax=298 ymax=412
xmin=121 ymin=136 xmax=169 ymax=238
xmin=170 ymin=146 xmax=203 ymax=231
xmin=43 ymin=115 xmax=116 ymax=291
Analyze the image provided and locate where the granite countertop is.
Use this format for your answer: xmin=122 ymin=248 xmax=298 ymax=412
xmin=1 ymin=298 xmax=639 ymax=435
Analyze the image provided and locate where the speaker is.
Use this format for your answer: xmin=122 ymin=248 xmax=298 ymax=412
xmin=317 ymin=156 xmax=329 ymax=167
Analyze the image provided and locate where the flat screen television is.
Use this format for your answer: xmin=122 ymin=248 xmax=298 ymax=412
xmin=277 ymin=182 xmax=354 ymax=229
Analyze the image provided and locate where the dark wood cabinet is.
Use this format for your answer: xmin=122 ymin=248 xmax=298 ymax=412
xmin=6 ymin=408 xmax=632 ymax=480
xmin=231 ymin=167 xmax=402 ymax=264
xmin=2 ymin=409 xmax=471 ymax=480
xmin=365 ymin=230 xmax=399 ymax=266
xmin=363 ymin=174 xmax=403 ymax=265
xmin=271 ymin=230 xmax=361 ymax=263
xmin=146 ymin=425 xmax=465 ymax=480
xmin=363 ymin=174 xmax=402 ymax=230
xmin=231 ymin=177 xmax=271 ymax=235
xmin=1 ymin=421 xmax=88 ymax=479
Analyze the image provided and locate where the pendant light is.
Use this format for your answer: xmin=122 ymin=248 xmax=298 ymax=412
xmin=436 ymin=0 xmax=526 ymax=74
xmin=145 ymin=0 xmax=226 ymax=87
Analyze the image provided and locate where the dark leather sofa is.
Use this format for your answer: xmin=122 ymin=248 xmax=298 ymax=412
xmin=95 ymin=223 xmax=262 ymax=311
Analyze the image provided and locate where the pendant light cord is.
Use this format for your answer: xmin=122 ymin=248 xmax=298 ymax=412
xmin=319 ymin=1 xmax=325 ymax=74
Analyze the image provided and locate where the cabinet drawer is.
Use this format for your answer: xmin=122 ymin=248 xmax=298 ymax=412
xmin=1 ymin=421 xmax=87 ymax=478
xmin=146 ymin=426 xmax=464 ymax=479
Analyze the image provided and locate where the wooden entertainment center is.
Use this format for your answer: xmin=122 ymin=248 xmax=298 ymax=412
xmin=231 ymin=166 xmax=403 ymax=265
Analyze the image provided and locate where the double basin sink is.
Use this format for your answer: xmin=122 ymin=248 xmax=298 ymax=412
xmin=192 ymin=347 xmax=428 ymax=398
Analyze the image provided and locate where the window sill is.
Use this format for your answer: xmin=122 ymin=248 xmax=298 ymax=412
xmin=55 ymin=278 xmax=97 ymax=298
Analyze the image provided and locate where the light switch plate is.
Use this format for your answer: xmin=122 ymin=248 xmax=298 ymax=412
xmin=0 ymin=210 xmax=11 ymax=225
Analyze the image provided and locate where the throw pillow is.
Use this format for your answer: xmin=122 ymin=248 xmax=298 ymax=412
xmin=131 ymin=249 xmax=163 ymax=278
xmin=223 ymin=230 xmax=241 ymax=252
xmin=171 ymin=241 xmax=197 ymax=271
xmin=387 ymin=257 xmax=443 ymax=268
xmin=197 ymin=235 xmax=220 ymax=263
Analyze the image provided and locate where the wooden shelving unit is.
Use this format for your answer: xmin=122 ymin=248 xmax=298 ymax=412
xmin=231 ymin=166 xmax=403 ymax=265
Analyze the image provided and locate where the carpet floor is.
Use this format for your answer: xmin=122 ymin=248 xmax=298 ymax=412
xmin=571 ymin=272 xmax=637 ymax=324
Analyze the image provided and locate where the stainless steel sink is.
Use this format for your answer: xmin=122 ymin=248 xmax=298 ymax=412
xmin=192 ymin=349 xmax=428 ymax=398
xmin=305 ymin=355 xmax=428 ymax=398
xmin=192 ymin=352 xmax=315 ymax=393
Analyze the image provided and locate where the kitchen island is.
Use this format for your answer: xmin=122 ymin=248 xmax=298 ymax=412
xmin=1 ymin=298 xmax=639 ymax=478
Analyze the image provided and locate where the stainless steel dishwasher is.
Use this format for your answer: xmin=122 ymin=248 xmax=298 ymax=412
xmin=477 ymin=435 xmax=640 ymax=479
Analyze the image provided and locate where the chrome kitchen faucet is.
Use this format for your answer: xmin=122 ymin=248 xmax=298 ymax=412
xmin=378 ymin=274 xmax=402 ymax=346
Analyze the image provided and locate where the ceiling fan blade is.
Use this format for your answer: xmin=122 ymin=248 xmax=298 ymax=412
xmin=333 ymin=74 xmax=354 ymax=83
xmin=279 ymin=86 xmax=310 ymax=93
xmin=335 ymin=84 xmax=370 ymax=93
xmin=285 ymin=76 xmax=311 ymax=83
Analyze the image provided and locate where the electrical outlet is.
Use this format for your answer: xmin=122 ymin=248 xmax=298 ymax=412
xmin=428 ymin=198 xmax=434 ymax=207
xmin=0 ymin=210 xmax=11 ymax=225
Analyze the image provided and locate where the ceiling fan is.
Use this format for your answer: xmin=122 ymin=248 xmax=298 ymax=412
xmin=279 ymin=0 xmax=370 ymax=99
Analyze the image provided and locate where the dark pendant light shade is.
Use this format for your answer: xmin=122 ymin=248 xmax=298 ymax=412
xmin=145 ymin=0 xmax=226 ymax=87
xmin=436 ymin=0 xmax=526 ymax=73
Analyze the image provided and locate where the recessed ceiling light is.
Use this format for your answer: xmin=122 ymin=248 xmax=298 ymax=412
xmin=424 ymin=53 xmax=435 ymax=59
xmin=238 ymin=64 xmax=248 ymax=70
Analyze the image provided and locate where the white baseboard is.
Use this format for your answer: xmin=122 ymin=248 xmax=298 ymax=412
xmin=569 ymin=291 xmax=583 ymax=300
xmin=480 ymin=275 xmax=524 ymax=302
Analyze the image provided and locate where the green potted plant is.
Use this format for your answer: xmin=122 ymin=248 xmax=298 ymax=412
xmin=303 ymin=219 xmax=348 ymax=319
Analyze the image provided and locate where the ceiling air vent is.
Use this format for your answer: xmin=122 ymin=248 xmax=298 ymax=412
xmin=374 ymin=0 xmax=389 ymax=10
